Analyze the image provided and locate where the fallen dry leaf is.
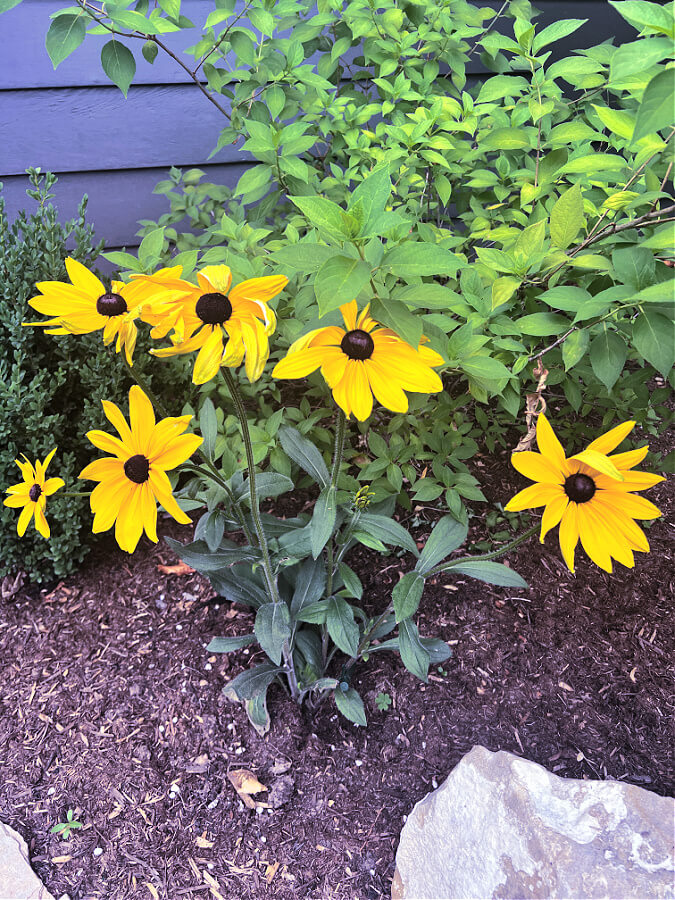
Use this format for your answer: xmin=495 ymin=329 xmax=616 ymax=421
xmin=227 ymin=768 xmax=268 ymax=810
xmin=51 ymin=855 xmax=72 ymax=864
xmin=265 ymin=862 xmax=280 ymax=884
xmin=157 ymin=563 xmax=195 ymax=576
xmin=196 ymin=831 xmax=214 ymax=849
xmin=144 ymin=884 xmax=159 ymax=900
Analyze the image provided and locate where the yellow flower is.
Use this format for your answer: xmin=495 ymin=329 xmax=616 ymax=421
xmin=505 ymin=414 xmax=664 ymax=573
xmin=79 ymin=386 xmax=202 ymax=553
xmin=4 ymin=449 xmax=64 ymax=539
xmin=272 ymin=300 xmax=444 ymax=421
xmin=27 ymin=258 xmax=153 ymax=364
xmin=139 ymin=265 xmax=287 ymax=385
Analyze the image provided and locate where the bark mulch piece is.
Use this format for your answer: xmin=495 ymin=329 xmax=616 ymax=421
xmin=0 ymin=449 xmax=672 ymax=900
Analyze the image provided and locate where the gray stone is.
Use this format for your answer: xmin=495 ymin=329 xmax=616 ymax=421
xmin=0 ymin=821 xmax=55 ymax=900
xmin=392 ymin=745 xmax=674 ymax=900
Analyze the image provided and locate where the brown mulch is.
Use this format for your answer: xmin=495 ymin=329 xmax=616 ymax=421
xmin=0 ymin=445 xmax=672 ymax=900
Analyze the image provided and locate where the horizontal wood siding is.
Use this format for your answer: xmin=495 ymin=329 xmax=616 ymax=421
xmin=1 ymin=0 xmax=633 ymax=250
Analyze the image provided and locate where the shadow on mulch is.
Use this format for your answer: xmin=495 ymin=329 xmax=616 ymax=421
xmin=0 ymin=444 xmax=672 ymax=900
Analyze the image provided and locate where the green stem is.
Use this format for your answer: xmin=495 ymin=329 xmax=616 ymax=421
xmin=63 ymin=491 xmax=92 ymax=497
xmin=427 ymin=523 xmax=539 ymax=576
xmin=222 ymin=369 xmax=300 ymax=701
xmin=325 ymin=409 xmax=347 ymax=600
xmin=120 ymin=357 xmax=253 ymax=543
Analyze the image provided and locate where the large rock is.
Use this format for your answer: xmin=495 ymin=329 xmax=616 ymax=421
xmin=0 ymin=821 xmax=55 ymax=900
xmin=392 ymin=745 xmax=674 ymax=900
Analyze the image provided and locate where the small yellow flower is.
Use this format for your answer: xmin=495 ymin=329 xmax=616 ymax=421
xmin=27 ymin=258 xmax=155 ymax=365
xmin=134 ymin=265 xmax=287 ymax=385
xmin=272 ymin=300 xmax=444 ymax=421
xmin=4 ymin=449 xmax=64 ymax=539
xmin=79 ymin=386 xmax=203 ymax=553
xmin=505 ymin=414 xmax=664 ymax=573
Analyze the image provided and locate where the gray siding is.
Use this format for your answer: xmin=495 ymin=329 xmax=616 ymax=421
xmin=1 ymin=0 xmax=632 ymax=250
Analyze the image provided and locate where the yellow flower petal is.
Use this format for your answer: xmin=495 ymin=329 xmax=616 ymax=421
xmin=149 ymin=469 xmax=191 ymax=524
xmin=84 ymin=430 xmax=129 ymax=459
xmin=348 ymin=361 xmax=374 ymax=421
xmin=535 ymin=414 xmax=566 ymax=467
xmin=65 ymin=257 xmax=106 ymax=297
xmin=273 ymin=347 xmax=330 ymax=379
xmin=540 ymin=492 xmax=569 ymax=542
xmin=193 ymin=328 xmax=224 ymax=384
xmin=17 ymin=503 xmax=34 ymax=537
xmin=570 ymin=449 xmax=624 ymax=482
xmin=504 ymin=482 xmax=562 ymax=512
xmin=102 ymin=399 xmax=134 ymax=444
xmin=34 ymin=500 xmax=50 ymax=539
xmin=510 ymin=451 xmax=566 ymax=485
xmin=558 ymin=503 xmax=580 ymax=573
xmin=596 ymin=491 xmax=662 ymax=520
xmin=150 ymin=433 xmax=202 ymax=470
xmin=198 ymin=265 xmax=232 ymax=294
xmin=364 ymin=359 xmax=409 ymax=413
xmin=608 ymin=446 xmax=649 ymax=471
xmin=129 ymin=384 xmax=156 ymax=454
xmin=115 ymin=485 xmax=145 ymax=553
xmin=585 ymin=420 xmax=635 ymax=455
xmin=340 ymin=300 xmax=359 ymax=331
xmin=577 ymin=504 xmax=613 ymax=573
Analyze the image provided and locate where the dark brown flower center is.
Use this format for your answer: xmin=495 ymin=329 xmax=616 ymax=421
xmin=564 ymin=473 xmax=596 ymax=503
xmin=341 ymin=329 xmax=374 ymax=360
xmin=29 ymin=484 xmax=42 ymax=502
xmin=96 ymin=292 xmax=128 ymax=317
xmin=195 ymin=292 xmax=232 ymax=325
xmin=124 ymin=454 xmax=150 ymax=484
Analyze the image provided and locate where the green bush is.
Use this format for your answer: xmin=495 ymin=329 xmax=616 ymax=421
xmin=16 ymin=0 xmax=674 ymax=517
xmin=0 ymin=170 xmax=187 ymax=583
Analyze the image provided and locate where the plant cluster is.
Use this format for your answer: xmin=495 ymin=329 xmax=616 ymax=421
xmin=5 ymin=255 xmax=663 ymax=730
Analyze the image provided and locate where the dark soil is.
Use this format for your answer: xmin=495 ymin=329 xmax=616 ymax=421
xmin=0 ymin=443 xmax=673 ymax=900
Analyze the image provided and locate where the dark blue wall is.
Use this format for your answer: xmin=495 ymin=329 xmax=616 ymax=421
xmin=1 ymin=0 xmax=632 ymax=250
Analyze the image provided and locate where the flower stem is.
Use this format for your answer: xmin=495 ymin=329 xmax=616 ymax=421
xmin=325 ymin=409 xmax=347 ymax=601
xmin=222 ymin=369 xmax=300 ymax=701
xmin=427 ymin=523 xmax=539 ymax=576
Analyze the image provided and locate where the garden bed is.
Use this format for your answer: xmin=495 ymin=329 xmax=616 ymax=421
xmin=0 ymin=445 xmax=672 ymax=900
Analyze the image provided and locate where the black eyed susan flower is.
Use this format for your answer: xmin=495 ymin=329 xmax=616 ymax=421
xmin=27 ymin=258 xmax=155 ymax=364
xmin=4 ymin=449 xmax=64 ymax=538
xmin=79 ymin=386 xmax=202 ymax=553
xmin=137 ymin=265 xmax=287 ymax=385
xmin=505 ymin=414 xmax=664 ymax=573
xmin=272 ymin=300 xmax=444 ymax=421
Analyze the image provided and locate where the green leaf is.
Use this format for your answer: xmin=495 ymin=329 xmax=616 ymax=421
xmin=450 ymin=560 xmax=527 ymax=588
xmin=137 ymin=226 xmax=165 ymax=266
xmin=349 ymin=164 xmax=392 ymax=234
xmin=634 ymin=278 xmax=675 ymax=303
xmin=590 ymin=329 xmax=626 ymax=391
xmin=142 ymin=39 xmax=158 ymax=64
xmin=632 ymin=69 xmax=675 ymax=144
xmin=295 ymin=599 xmax=330 ymax=624
xmin=338 ymin=562 xmax=363 ymax=600
xmin=560 ymin=154 xmax=627 ymax=175
xmin=592 ymin=105 xmax=635 ymax=141
xmin=517 ymin=313 xmax=571 ymax=336
xmin=165 ymin=538 xmax=260 ymax=573
xmin=314 ymin=256 xmax=372 ymax=316
xmin=0 ymin=0 xmax=23 ymax=14
xmin=246 ymin=691 xmax=271 ymax=736
xmin=271 ymin=242 xmax=338 ymax=273
xmin=101 ymin=39 xmax=136 ymax=97
xmin=46 ymin=13 xmax=86 ymax=68
xmin=641 ymin=222 xmax=675 ymax=250
xmin=291 ymin=558 xmax=327 ymax=614
xmin=398 ymin=619 xmax=430 ymax=682
xmin=633 ymin=311 xmax=675 ymax=377
xmin=207 ymin=569 xmax=268 ymax=608
xmin=393 ymin=572 xmax=425 ymax=623
xmin=291 ymin=196 xmax=355 ymax=240
xmin=612 ymin=247 xmax=655 ymax=291
xmin=370 ymin=298 xmax=422 ymax=348
xmin=550 ymin=184 xmax=584 ymax=250
xmin=239 ymin=473 xmax=293 ymax=502
xmin=532 ymin=18 xmax=587 ymax=53
xmin=223 ymin=662 xmax=282 ymax=701
xmin=460 ymin=356 xmax=512 ymax=382
xmin=278 ymin=426 xmax=329 ymax=488
xmin=492 ymin=276 xmax=521 ymax=310
xmin=609 ymin=1 xmax=674 ymax=37
xmin=358 ymin=513 xmax=418 ymax=555
xmin=195 ymin=509 xmax=226 ymax=553
xmin=326 ymin=596 xmax=360 ymax=656
xmin=562 ymin=329 xmax=590 ymax=371
xmin=199 ymin=397 xmax=217 ymax=459
xmin=334 ymin=686 xmax=367 ymax=726
xmin=234 ymin=165 xmax=272 ymax=199
xmin=158 ymin=0 xmax=180 ymax=19
xmin=416 ymin=516 xmax=467 ymax=575
xmin=310 ymin=486 xmax=337 ymax=559
xmin=381 ymin=243 xmax=463 ymax=279
xmin=539 ymin=286 xmax=592 ymax=312
xmin=207 ymin=634 xmax=257 ymax=653
xmin=477 ymin=75 xmax=529 ymax=103
xmin=420 ymin=637 xmax=452 ymax=664
xmin=481 ymin=127 xmax=532 ymax=151
xmin=610 ymin=38 xmax=673 ymax=83
xmin=254 ymin=602 xmax=291 ymax=666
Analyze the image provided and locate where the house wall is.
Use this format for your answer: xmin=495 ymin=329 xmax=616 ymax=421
xmin=0 ymin=0 xmax=632 ymax=250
